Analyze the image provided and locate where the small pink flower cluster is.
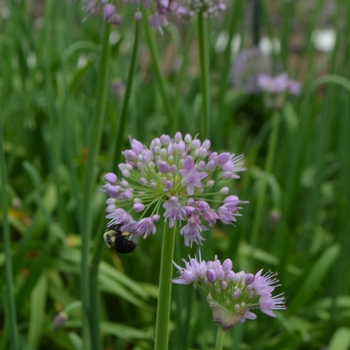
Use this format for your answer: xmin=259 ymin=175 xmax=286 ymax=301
xmin=84 ymin=0 xmax=227 ymax=31
xmin=173 ymin=255 xmax=286 ymax=330
xmin=258 ymin=73 xmax=301 ymax=95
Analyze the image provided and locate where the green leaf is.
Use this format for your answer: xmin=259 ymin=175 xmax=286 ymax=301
xmin=100 ymin=321 xmax=153 ymax=340
xmin=98 ymin=274 xmax=154 ymax=311
xmin=289 ymin=244 xmax=340 ymax=311
xmin=328 ymin=327 xmax=350 ymax=350
xmin=27 ymin=274 xmax=48 ymax=349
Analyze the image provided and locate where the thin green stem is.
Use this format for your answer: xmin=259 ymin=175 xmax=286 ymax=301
xmin=80 ymin=23 xmax=111 ymax=350
xmin=144 ymin=16 xmax=174 ymax=132
xmin=0 ymin=113 xmax=19 ymax=350
xmin=154 ymin=224 xmax=177 ymax=350
xmin=250 ymin=111 xmax=280 ymax=256
xmin=174 ymin=22 xmax=196 ymax=131
xmin=44 ymin=0 xmax=68 ymax=234
xmin=111 ymin=21 xmax=140 ymax=170
xmin=215 ymin=327 xmax=225 ymax=350
xmin=89 ymin=216 xmax=108 ymax=350
xmin=217 ymin=0 xmax=243 ymax=143
xmin=197 ymin=14 xmax=210 ymax=139
xmin=252 ymin=0 xmax=262 ymax=45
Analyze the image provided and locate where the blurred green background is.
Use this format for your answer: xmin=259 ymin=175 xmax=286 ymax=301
xmin=1 ymin=0 xmax=350 ymax=349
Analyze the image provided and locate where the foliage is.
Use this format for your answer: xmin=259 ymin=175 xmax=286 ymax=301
xmin=1 ymin=0 xmax=350 ymax=349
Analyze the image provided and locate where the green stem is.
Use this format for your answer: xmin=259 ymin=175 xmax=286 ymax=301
xmin=252 ymin=0 xmax=262 ymax=46
xmin=215 ymin=327 xmax=225 ymax=350
xmin=197 ymin=14 xmax=210 ymax=139
xmin=217 ymin=0 xmax=243 ymax=144
xmin=111 ymin=21 xmax=140 ymax=169
xmin=174 ymin=22 xmax=196 ymax=133
xmin=154 ymin=224 xmax=177 ymax=350
xmin=80 ymin=23 xmax=111 ymax=350
xmin=250 ymin=111 xmax=280 ymax=256
xmin=0 ymin=113 xmax=19 ymax=350
xmin=144 ymin=16 xmax=174 ymax=132
xmin=89 ymin=216 xmax=108 ymax=350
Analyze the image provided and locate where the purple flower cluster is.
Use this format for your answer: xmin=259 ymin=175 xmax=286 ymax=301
xmin=257 ymin=73 xmax=301 ymax=95
xmin=52 ymin=312 xmax=68 ymax=331
xmin=173 ymin=0 xmax=226 ymax=19
xmin=83 ymin=0 xmax=227 ymax=31
xmin=103 ymin=132 xmax=247 ymax=247
xmin=231 ymin=47 xmax=272 ymax=94
xmin=173 ymin=255 xmax=286 ymax=330
xmin=85 ymin=1 xmax=122 ymax=25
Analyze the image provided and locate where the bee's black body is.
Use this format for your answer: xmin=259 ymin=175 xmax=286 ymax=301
xmin=104 ymin=224 xmax=137 ymax=254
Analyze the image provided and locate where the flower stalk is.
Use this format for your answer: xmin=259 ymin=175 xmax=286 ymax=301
xmin=154 ymin=224 xmax=177 ymax=350
xmin=111 ymin=20 xmax=140 ymax=169
xmin=197 ymin=13 xmax=211 ymax=138
xmin=144 ymin=14 xmax=174 ymax=130
xmin=80 ymin=22 xmax=111 ymax=350
xmin=250 ymin=111 xmax=280 ymax=256
xmin=0 ymin=109 xmax=19 ymax=350
xmin=215 ymin=327 xmax=225 ymax=350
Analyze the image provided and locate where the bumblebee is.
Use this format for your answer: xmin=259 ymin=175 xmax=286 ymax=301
xmin=103 ymin=224 xmax=137 ymax=254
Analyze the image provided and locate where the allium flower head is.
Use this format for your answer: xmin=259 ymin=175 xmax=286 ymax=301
xmin=84 ymin=1 xmax=122 ymax=25
xmin=82 ymin=0 xmax=227 ymax=31
xmin=173 ymin=0 xmax=227 ymax=19
xmin=231 ymin=47 xmax=272 ymax=94
xmin=257 ymin=73 xmax=301 ymax=95
xmin=172 ymin=255 xmax=286 ymax=330
xmin=103 ymin=132 xmax=247 ymax=246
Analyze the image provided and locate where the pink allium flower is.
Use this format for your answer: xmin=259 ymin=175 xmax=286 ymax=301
xmin=103 ymin=132 xmax=247 ymax=247
xmin=258 ymin=73 xmax=301 ymax=95
xmin=173 ymin=255 xmax=286 ymax=330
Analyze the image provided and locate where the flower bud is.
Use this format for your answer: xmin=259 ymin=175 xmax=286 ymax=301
xmin=184 ymin=134 xmax=192 ymax=143
xmin=53 ymin=312 xmax=67 ymax=331
xmin=222 ymin=258 xmax=233 ymax=273
xmin=133 ymin=202 xmax=145 ymax=212
xmin=139 ymin=177 xmax=147 ymax=186
xmin=130 ymin=136 xmax=144 ymax=154
xmin=191 ymin=139 xmax=201 ymax=149
xmin=103 ymin=4 xmax=115 ymax=19
xmin=160 ymin=134 xmax=171 ymax=146
xmin=134 ymin=11 xmax=142 ymax=21
xmin=202 ymin=139 xmax=211 ymax=149
xmin=174 ymin=132 xmax=182 ymax=143
xmin=206 ymin=269 xmax=217 ymax=283
xmin=159 ymin=161 xmax=170 ymax=173
xmin=222 ymin=171 xmax=232 ymax=179
xmin=217 ymin=152 xmax=230 ymax=165
xmin=104 ymin=172 xmax=117 ymax=184
xmin=108 ymin=14 xmax=122 ymax=26
xmin=244 ymin=273 xmax=255 ymax=285
xmin=220 ymin=280 xmax=228 ymax=289
xmin=220 ymin=186 xmax=229 ymax=195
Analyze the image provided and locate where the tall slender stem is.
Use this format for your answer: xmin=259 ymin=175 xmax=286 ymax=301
xmin=144 ymin=17 xmax=174 ymax=132
xmin=215 ymin=327 xmax=225 ymax=350
xmin=154 ymin=224 xmax=177 ymax=350
xmin=80 ymin=23 xmax=111 ymax=349
xmin=0 ymin=110 xmax=19 ymax=350
xmin=197 ymin=14 xmax=211 ymax=139
xmin=111 ymin=21 xmax=140 ymax=169
xmin=89 ymin=218 xmax=106 ymax=350
xmin=250 ymin=112 xmax=280 ymax=255
xmin=252 ymin=0 xmax=261 ymax=46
